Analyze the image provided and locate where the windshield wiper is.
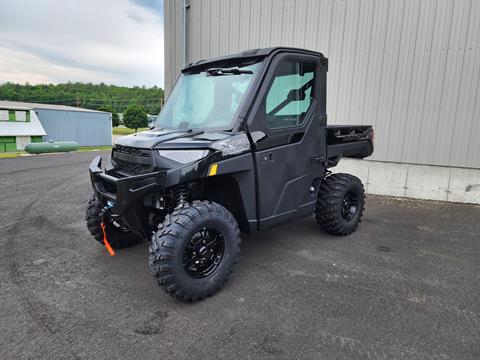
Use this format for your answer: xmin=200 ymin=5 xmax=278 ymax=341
xmin=151 ymin=129 xmax=204 ymax=148
xmin=206 ymin=67 xmax=253 ymax=76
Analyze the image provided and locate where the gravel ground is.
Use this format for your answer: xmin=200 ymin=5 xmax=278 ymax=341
xmin=0 ymin=152 xmax=479 ymax=360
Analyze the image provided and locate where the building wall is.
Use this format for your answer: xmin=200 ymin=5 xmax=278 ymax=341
xmin=164 ymin=0 xmax=480 ymax=169
xmin=16 ymin=136 xmax=31 ymax=150
xmin=36 ymin=109 xmax=112 ymax=146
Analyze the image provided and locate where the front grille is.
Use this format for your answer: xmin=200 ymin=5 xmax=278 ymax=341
xmin=113 ymin=159 xmax=152 ymax=175
xmin=112 ymin=145 xmax=153 ymax=175
xmin=114 ymin=145 xmax=151 ymax=157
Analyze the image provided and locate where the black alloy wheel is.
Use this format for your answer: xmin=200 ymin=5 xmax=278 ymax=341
xmin=341 ymin=191 xmax=359 ymax=222
xmin=183 ymin=227 xmax=225 ymax=278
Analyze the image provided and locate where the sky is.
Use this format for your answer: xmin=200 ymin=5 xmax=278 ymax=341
xmin=0 ymin=0 xmax=164 ymax=87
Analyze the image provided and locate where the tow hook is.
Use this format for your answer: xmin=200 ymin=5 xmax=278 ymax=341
xmin=99 ymin=205 xmax=116 ymax=257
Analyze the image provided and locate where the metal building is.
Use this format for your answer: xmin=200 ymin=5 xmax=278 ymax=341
xmin=0 ymin=101 xmax=112 ymax=147
xmin=164 ymin=0 xmax=480 ymax=204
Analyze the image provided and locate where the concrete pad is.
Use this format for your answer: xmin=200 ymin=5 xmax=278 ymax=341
xmin=405 ymin=164 xmax=450 ymax=201
xmin=367 ymin=161 xmax=408 ymax=196
xmin=448 ymin=167 xmax=480 ymax=204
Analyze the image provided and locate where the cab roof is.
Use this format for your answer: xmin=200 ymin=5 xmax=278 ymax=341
xmin=182 ymin=47 xmax=327 ymax=73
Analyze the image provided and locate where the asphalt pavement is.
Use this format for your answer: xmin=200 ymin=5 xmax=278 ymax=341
xmin=0 ymin=152 xmax=479 ymax=360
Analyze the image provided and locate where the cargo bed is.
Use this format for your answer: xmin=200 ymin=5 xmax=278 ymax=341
xmin=326 ymin=125 xmax=374 ymax=167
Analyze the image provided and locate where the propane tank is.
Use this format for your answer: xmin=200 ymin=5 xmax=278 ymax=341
xmin=25 ymin=140 xmax=79 ymax=154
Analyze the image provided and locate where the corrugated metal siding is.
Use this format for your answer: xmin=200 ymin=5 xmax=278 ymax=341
xmin=36 ymin=109 xmax=112 ymax=146
xmin=164 ymin=0 xmax=480 ymax=169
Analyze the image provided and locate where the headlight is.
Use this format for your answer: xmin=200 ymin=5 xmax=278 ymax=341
xmin=158 ymin=149 xmax=210 ymax=164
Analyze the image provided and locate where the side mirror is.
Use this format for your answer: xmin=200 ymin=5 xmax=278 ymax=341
xmin=250 ymin=131 xmax=266 ymax=143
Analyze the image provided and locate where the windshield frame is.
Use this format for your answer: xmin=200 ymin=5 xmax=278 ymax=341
xmin=156 ymin=57 xmax=267 ymax=133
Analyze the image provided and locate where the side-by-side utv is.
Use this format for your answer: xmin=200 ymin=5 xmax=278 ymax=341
xmin=86 ymin=47 xmax=374 ymax=302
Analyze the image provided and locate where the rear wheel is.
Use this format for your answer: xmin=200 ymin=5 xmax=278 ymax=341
xmin=85 ymin=195 xmax=143 ymax=249
xmin=149 ymin=201 xmax=241 ymax=302
xmin=315 ymin=173 xmax=365 ymax=235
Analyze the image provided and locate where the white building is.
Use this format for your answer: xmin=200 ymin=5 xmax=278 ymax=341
xmin=0 ymin=104 xmax=46 ymax=151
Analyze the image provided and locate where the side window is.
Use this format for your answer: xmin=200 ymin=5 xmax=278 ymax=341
xmin=265 ymin=61 xmax=315 ymax=129
xmin=0 ymin=110 xmax=30 ymax=122
xmin=15 ymin=111 xmax=27 ymax=122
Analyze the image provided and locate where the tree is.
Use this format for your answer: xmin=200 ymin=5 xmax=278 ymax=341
xmin=0 ymin=82 xmax=164 ymax=114
xmin=123 ymin=104 xmax=148 ymax=132
xmin=112 ymin=111 xmax=120 ymax=127
xmin=98 ymin=105 xmax=120 ymax=127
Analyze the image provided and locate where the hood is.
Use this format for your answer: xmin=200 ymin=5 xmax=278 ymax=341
xmin=114 ymin=128 xmax=232 ymax=150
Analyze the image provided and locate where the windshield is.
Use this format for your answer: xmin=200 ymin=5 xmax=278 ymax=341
xmin=155 ymin=62 xmax=261 ymax=130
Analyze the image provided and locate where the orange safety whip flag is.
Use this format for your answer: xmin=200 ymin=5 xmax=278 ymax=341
xmin=100 ymin=222 xmax=116 ymax=256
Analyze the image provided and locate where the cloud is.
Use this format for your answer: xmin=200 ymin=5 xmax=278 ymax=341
xmin=127 ymin=10 xmax=149 ymax=24
xmin=0 ymin=0 xmax=164 ymax=87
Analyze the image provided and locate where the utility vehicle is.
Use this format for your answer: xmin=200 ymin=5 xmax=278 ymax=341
xmin=86 ymin=47 xmax=374 ymax=302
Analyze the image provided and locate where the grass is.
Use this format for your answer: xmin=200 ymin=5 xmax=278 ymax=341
xmin=0 ymin=146 xmax=111 ymax=159
xmin=112 ymin=127 xmax=148 ymax=135
xmin=77 ymin=146 xmax=112 ymax=152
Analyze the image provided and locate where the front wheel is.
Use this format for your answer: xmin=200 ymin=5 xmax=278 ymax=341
xmin=315 ymin=173 xmax=365 ymax=235
xmin=149 ymin=201 xmax=241 ymax=302
xmin=85 ymin=195 xmax=143 ymax=249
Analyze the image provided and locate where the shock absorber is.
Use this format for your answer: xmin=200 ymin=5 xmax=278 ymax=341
xmin=175 ymin=185 xmax=190 ymax=208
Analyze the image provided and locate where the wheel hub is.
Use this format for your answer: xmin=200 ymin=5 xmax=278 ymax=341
xmin=341 ymin=191 xmax=359 ymax=222
xmin=183 ymin=227 xmax=225 ymax=278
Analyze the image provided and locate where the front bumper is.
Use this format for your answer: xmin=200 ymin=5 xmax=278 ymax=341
xmin=89 ymin=155 xmax=166 ymax=212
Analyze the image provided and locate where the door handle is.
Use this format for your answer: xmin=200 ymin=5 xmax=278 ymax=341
xmin=261 ymin=153 xmax=274 ymax=163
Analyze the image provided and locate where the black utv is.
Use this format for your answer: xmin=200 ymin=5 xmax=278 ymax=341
xmin=86 ymin=47 xmax=374 ymax=301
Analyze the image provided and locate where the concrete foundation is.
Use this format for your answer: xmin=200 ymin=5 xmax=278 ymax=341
xmin=333 ymin=159 xmax=480 ymax=204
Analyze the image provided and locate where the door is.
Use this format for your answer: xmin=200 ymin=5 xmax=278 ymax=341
xmin=252 ymin=57 xmax=326 ymax=229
